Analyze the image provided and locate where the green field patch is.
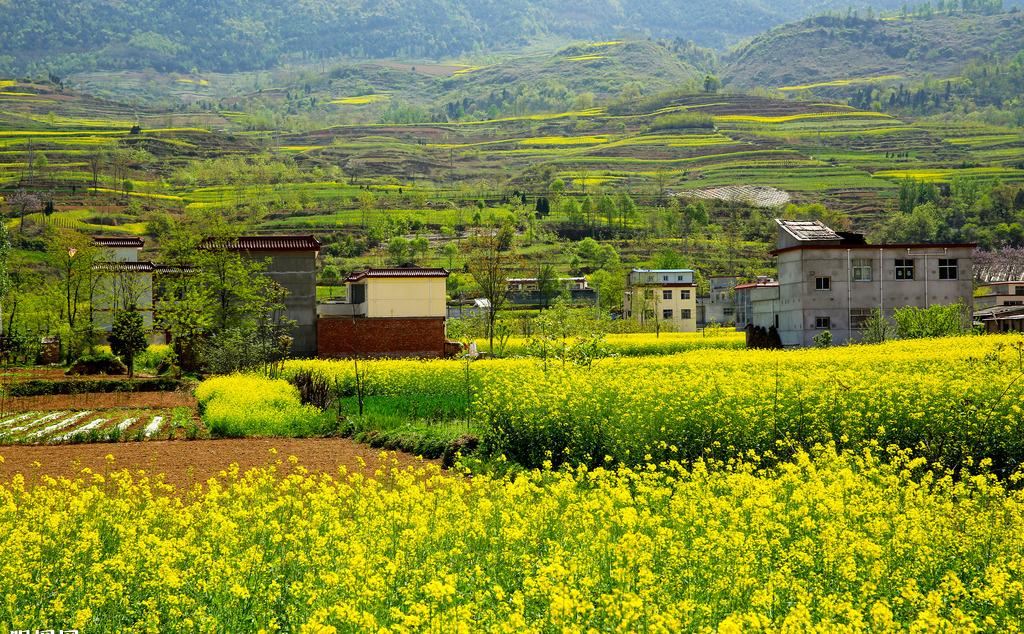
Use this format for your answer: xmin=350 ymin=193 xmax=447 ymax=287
xmin=874 ymin=167 xmax=1024 ymax=183
xmin=716 ymin=111 xmax=894 ymax=124
xmin=969 ymin=147 xmax=1024 ymax=163
xmin=518 ymin=135 xmax=609 ymax=146
xmin=89 ymin=187 xmax=184 ymax=202
xmin=454 ymin=108 xmax=606 ymax=126
xmin=778 ymin=75 xmax=903 ymax=91
xmin=331 ymin=93 xmax=392 ymax=106
xmin=426 ymin=138 xmax=520 ymax=150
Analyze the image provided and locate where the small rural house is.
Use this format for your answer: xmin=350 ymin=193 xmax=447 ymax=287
xmin=733 ymin=277 xmax=779 ymax=331
xmin=975 ymin=280 xmax=1024 ymax=310
xmin=506 ymin=276 xmax=596 ymax=307
xmin=623 ymin=269 xmax=698 ymax=332
xmin=318 ymin=266 xmax=450 ymax=357
xmin=740 ymin=219 xmax=975 ymax=347
xmin=199 ymin=235 xmax=321 ymax=356
xmin=92 ymin=236 xmax=157 ymax=343
xmin=697 ymin=275 xmax=738 ymax=327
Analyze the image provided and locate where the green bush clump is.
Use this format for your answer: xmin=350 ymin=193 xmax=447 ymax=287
xmin=9 ymin=378 xmax=185 ymax=397
xmin=195 ymin=375 xmax=331 ymax=438
xmin=66 ymin=352 xmax=128 ymax=376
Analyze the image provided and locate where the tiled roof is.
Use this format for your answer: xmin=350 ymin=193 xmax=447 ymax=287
xmin=345 ymin=267 xmax=449 ymax=282
xmin=200 ymin=235 xmax=322 ymax=252
xmin=734 ymin=280 xmax=779 ymax=290
xmin=976 ymin=305 xmax=1024 ymax=319
xmin=93 ymin=236 xmax=144 ymax=248
xmin=94 ymin=261 xmax=155 ymax=273
xmin=154 ymin=264 xmax=198 ymax=274
xmin=776 ymin=219 xmax=841 ymax=242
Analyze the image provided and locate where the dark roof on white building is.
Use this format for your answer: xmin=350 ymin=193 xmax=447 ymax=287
xmin=93 ymin=236 xmax=144 ymax=248
xmin=345 ymin=267 xmax=449 ymax=283
xmin=199 ymin=235 xmax=321 ymax=252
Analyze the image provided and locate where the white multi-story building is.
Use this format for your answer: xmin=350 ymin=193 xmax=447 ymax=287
xmin=623 ymin=269 xmax=698 ymax=332
xmin=743 ymin=220 xmax=975 ymax=347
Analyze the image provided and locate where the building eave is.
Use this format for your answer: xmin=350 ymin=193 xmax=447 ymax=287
xmin=770 ymin=242 xmax=977 ymax=257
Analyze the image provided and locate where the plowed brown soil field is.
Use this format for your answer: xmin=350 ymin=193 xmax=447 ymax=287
xmin=0 ymin=438 xmax=436 ymax=490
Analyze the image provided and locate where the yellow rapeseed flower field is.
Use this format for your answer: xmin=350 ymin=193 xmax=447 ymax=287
xmin=285 ymin=335 xmax=1024 ymax=471
xmin=1 ymin=447 xmax=1022 ymax=632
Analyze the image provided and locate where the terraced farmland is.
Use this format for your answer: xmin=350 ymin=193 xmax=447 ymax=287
xmin=0 ymin=79 xmax=1021 ymax=232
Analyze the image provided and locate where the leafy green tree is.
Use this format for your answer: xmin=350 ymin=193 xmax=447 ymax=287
xmin=588 ymin=267 xmax=625 ymax=314
xmin=535 ymin=263 xmax=560 ymax=311
xmin=894 ymin=303 xmax=969 ymax=339
xmin=617 ymin=192 xmax=637 ymax=229
xmin=598 ymin=195 xmax=617 ymax=229
xmin=467 ymin=232 xmax=519 ymax=354
xmin=387 ymin=236 xmax=411 ymax=265
xmin=0 ymin=221 xmax=9 ymax=338
xmin=109 ymin=309 xmax=147 ymax=378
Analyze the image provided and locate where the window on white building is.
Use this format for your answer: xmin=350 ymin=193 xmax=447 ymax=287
xmin=852 ymin=259 xmax=872 ymax=282
xmin=663 ymin=309 xmax=674 ymax=320
xmin=815 ymin=276 xmax=831 ymax=291
xmin=663 ymin=290 xmax=673 ymax=300
xmin=815 ymin=316 xmax=831 ymax=329
xmin=938 ymin=259 xmax=958 ymax=280
xmin=850 ymin=308 xmax=874 ymax=330
xmin=895 ymin=259 xmax=915 ymax=280
xmin=681 ymin=290 xmax=691 ymax=300
xmin=682 ymin=309 xmax=692 ymax=320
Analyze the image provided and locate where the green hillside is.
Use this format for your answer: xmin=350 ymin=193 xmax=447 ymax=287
xmin=0 ymin=0 xmax=937 ymax=75
xmin=724 ymin=12 xmax=1024 ymax=90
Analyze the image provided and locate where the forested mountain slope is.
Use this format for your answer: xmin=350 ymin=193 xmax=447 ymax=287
xmin=0 ymin=0 xmax=932 ymax=75
xmin=724 ymin=12 xmax=1024 ymax=89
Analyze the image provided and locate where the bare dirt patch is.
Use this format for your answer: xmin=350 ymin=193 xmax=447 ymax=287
xmin=1 ymin=390 xmax=196 ymax=413
xmin=0 ymin=438 xmax=437 ymax=490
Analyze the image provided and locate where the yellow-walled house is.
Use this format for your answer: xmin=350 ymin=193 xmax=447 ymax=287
xmin=623 ymin=269 xmax=698 ymax=332
xmin=317 ymin=267 xmax=450 ymax=358
xmin=345 ymin=268 xmax=448 ymax=318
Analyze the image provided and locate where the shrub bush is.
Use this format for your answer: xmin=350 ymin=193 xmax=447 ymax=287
xmin=66 ymin=353 xmax=128 ymax=376
xmin=9 ymin=377 xmax=185 ymax=397
xmin=196 ymin=374 xmax=331 ymax=438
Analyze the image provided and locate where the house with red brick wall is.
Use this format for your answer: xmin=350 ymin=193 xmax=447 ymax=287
xmin=317 ymin=267 xmax=450 ymax=358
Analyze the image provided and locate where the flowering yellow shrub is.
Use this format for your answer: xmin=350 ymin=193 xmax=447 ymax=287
xmin=1 ymin=448 xmax=1022 ymax=632
xmin=196 ymin=375 xmax=328 ymax=437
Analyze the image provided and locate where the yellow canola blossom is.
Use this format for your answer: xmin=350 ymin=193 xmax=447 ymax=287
xmin=285 ymin=335 xmax=1024 ymax=471
xmin=1 ymin=448 xmax=1022 ymax=632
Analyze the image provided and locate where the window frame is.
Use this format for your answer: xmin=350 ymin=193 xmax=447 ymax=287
xmin=938 ymin=258 xmax=958 ymax=281
xmin=681 ymin=290 xmax=691 ymax=300
xmin=895 ymin=258 xmax=915 ymax=280
xmin=852 ymin=259 xmax=872 ymax=282
xmin=662 ymin=309 xmax=674 ymax=320
xmin=662 ymin=289 xmax=673 ymax=300
xmin=815 ymin=276 xmax=832 ymax=291
xmin=681 ymin=309 xmax=692 ymax=320
xmin=814 ymin=316 xmax=831 ymax=330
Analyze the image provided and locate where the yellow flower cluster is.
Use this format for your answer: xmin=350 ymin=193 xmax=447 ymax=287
xmin=474 ymin=330 xmax=746 ymax=357
xmin=1 ymin=447 xmax=1022 ymax=632
xmin=195 ymin=374 xmax=328 ymax=437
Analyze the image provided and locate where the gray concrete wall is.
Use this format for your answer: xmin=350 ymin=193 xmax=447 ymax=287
xmin=243 ymin=251 xmax=319 ymax=356
xmin=777 ymin=246 xmax=974 ymax=347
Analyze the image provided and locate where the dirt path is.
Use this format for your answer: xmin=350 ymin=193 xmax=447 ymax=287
xmin=0 ymin=438 xmax=437 ymax=490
